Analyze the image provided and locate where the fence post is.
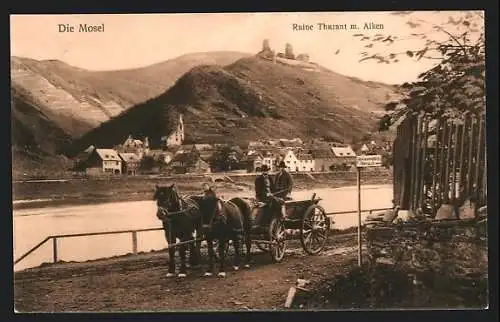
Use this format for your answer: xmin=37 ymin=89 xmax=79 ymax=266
xmin=357 ymin=166 xmax=362 ymax=267
xmin=52 ymin=237 xmax=58 ymax=263
xmin=132 ymin=231 xmax=138 ymax=255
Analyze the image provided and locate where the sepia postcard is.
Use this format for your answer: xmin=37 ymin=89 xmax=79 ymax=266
xmin=11 ymin=11 xmax=488 ymax=312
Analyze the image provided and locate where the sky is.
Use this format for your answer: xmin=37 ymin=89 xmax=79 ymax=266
xmin=10 ymin=11 xmax=483 ymax=85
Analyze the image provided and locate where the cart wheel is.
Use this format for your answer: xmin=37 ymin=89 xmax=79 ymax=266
xmin=269 ymin=218 xmax=287 ymax=262
xmin=300 ymin=204 xmax=329 ymax=255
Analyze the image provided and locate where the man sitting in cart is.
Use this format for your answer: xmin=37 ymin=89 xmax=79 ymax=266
xmin=255 ymin=164 xmax=274 ymax=203
xmin=254 ymin=164 xmax=276 ymax=227
xmin=273 ymin=160 xmax=293 ymax=220
xmin=273 ymin=161 xmax=293 ymax=201
xmin=254 ymin=164 xmax=288 ymax=228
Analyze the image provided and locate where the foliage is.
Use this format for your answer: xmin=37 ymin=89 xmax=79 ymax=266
xmin=139 ymin=155 xmax=156 ymax=170
xmin=353 ymin=11 xmax=485 ymax=130
xmin=210 ymin=146 xmax=243 ymax=171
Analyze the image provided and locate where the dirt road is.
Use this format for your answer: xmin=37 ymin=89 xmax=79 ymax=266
xmin=14 ymin=235 xmax=359 ymax=312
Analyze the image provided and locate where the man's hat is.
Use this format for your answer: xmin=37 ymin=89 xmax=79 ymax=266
xmin=260 ymin=164 xmax=270 ymax=172
xmin=278 ymin=161 xmax=287 ymax=168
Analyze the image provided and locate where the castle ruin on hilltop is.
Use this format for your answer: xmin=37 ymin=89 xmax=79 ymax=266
xmin=257 ymin=39 xmax=310 ymax=63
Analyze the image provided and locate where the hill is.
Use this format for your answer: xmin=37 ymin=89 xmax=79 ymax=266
xmin=66 ymin=56 xmax=399 ymax=156
xmin=11 ymin=51 xmax=250 ymax=137
xmin=10 ymin=52 xmax=250 ymax=174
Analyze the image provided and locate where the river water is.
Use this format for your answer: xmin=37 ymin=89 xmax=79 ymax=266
xmin=13 ymin=184 xmax=392 ymax=271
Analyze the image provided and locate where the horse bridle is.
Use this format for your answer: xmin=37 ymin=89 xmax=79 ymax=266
xmin=156 ymin=190 xmax=199 ymax=221
xmin=202 ymin=197 xmax=232 ymax=229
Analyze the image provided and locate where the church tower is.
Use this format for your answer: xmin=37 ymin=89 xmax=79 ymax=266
xmin=178 ymin=114 xmax=185 ymax=142
xmin=163 ymin=113 xmax=185 ymax=148
xmin=143 ymin=137 xmax=150 ymax=155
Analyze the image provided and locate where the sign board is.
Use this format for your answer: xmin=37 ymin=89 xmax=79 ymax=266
xmin=356 ymin=155 xmax=382 ymax=168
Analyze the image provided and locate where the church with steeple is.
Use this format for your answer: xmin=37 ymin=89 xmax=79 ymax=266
xmin=161 ymin=114 xmax=184 ymax=148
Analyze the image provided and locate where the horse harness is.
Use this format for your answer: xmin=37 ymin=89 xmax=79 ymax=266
xmin=202 ymin=198 xmax=238 ymax=230
xmin=156 ymin=196 xmax=200 ymax=222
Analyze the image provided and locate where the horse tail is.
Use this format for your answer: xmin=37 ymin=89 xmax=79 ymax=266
xmin=228 ymin=197 xmax=252 ymax=231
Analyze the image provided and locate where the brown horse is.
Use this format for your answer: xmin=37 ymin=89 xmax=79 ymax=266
xmin=200 ymin=190 xmax=253 ymax=277
xmin=153 ymin=184 xmax=202 ymax=278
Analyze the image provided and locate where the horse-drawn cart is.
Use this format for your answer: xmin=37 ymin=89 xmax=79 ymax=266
xmin=155 ymin=184 xmax=331 ymax=275
xmin=252 ymin=193 xmax=330 ymax=262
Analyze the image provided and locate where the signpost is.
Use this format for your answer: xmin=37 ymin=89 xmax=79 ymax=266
xmin=355 ymin=154 xmax=382 ymax=266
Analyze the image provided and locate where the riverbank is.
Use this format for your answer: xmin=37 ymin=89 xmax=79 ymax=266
xmin=13 ymin=170 xmax=392 ymax=210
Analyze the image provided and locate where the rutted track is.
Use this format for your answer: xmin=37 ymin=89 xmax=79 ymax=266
xmin=14 ymin=234 xmax=359 ymax=312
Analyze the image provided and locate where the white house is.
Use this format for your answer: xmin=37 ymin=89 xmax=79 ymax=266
xmin=331 ymin=146 xmax=357 ymax=166
xmin=296 ymin=153 xmax=315 ymax=172
xmin=281 ymin=149 xmax=315 ymax=172
xmin=282 ymin=149 xmax=299 ymax=172
xmin=249 ymin=149 xmax=280 ymax=172
xmin=262 ymin=155 xmax=277 ymax=172
xmin=84 ymin=148 xmax=122 ymax=175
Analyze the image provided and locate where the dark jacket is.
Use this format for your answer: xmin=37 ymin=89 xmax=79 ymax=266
xmin=273 ymin=170 xmax=293 ymax=198
xmin=255 ymin=174 xmax=274 ymax=202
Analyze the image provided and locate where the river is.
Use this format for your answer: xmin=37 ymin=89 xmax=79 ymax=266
xmin=13 ymin=184 xmax=392 ymax=271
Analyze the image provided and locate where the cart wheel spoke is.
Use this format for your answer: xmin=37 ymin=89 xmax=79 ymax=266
xmin=269 ymin=218 xmax=286 ymax=262
xmin=301 ymin=204 xmax=329 ymax=255
xmin=303 ymin=221 xmax=313 ymax=228
xmin=315 ymin=230 xmax=326 ymax=239
xmin=302 ymin=229 xmax=312 ymax=235
xmin=313 ymin=233 xmax=322 ymax=247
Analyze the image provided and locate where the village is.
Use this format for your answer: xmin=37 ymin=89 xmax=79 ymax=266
xmin=74 ymin=114 xmax=392 ymax=176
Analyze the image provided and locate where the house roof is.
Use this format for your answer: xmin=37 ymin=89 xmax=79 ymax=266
xmin=279 ymin=140 xmax=303 ymax=147
xmin=95 ymin=149 xmax=121 ymax=161
xmin=242 ymin=154 xmax=263 ymax=162
xmin=296 ymin=153 xmax=314 ymax=160
xmin=283 ymin=148 xmax=298 ymax=156
xmin=123 ymin=136 xmax=144 ymax=147
xmin=250 ymin=147 xmax=281 ymax=157
xmin=331 ymin=146 xmax=356 ymax=157
xmin=310 ymin=149 xmax=334 ymax=159
xmin=119 ymin=153 xmax=140 ymax=163
xmin=248 ymin=141 xmax=265 ymax=147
